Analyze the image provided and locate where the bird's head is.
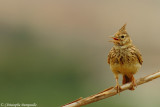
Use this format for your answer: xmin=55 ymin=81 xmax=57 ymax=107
xmin=109 ymin=24 xmax=132 ymax=46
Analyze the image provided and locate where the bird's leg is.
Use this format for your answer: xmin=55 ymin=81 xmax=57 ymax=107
xmin=115 ymin=75 xmax=121 ymax=93
xmin=131 ymin=75 xmax=137 ymax=87
xmin=129 ymin=75 xmax=136 ymax=90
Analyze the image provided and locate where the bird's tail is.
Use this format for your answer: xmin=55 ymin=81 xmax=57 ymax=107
xmin=122 ymin=75 xmax=135 ymax=90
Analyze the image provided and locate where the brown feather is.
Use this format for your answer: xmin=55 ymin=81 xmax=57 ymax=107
xmin=108 ymin=24 xmax=143 ymax=91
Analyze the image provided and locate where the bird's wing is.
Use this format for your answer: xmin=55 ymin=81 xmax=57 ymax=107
xmin=107 ymin=53 xmax=111 ymax=64
xmin=108 ymin=48 xmax=114 ymax=64
xmin=134 ymin=48 xmax=143 ymax=65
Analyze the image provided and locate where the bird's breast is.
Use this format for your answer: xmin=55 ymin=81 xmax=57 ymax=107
xmin=110 ymin=47 xmax=138 ymax=65
xmin=109 ymin=47 xmax=142 ymax=75
xmin=110 ymin=62 xmax=141 ymax=75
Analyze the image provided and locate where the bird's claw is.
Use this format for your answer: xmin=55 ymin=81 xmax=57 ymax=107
xmin=129 ymin=78 xmax=137 ymax=90
xmin=132 ymin=79 xmax=137 ymax=87
xmin=115 ymin=84 xmax=121 ymax=94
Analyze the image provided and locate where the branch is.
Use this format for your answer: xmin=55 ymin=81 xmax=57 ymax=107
xmin=62 ymin=71 xmax=160 ymax=107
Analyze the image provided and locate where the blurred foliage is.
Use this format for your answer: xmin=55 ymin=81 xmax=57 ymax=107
xmin=0 ymin=25 xmax=89 ymax=106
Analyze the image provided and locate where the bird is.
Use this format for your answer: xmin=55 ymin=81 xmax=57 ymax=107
xmin=107 ymin=24 xmax=143 ymax=93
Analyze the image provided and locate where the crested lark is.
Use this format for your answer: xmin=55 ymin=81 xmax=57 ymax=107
xmin=108 ymin=24 xmax=143 ymax=92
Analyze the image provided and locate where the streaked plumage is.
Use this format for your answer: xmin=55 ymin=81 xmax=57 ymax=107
xmin=108 ymin=24 xmax=143 ymax=92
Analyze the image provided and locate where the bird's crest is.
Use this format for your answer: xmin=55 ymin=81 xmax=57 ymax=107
xmin=119 ymin=23 xmax=127 ymax=32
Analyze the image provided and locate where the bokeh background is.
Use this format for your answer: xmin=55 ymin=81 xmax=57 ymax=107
xmin=0 ymin=0 xmax=160 ymax=107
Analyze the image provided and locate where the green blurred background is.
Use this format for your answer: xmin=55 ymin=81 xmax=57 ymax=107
xmin=0 ymin=0 xmax=160 ymax=107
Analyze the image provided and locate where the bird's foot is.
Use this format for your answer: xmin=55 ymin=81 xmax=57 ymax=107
xmin=132 ymin=78 xmax=137 ymax=87
xmin=129 ymin=78 xmax=137 ymax=90
xmin=129 ymin=85 xmax=135 ymax=90
xmin=115 ymin=84 xmax=121 ymax=94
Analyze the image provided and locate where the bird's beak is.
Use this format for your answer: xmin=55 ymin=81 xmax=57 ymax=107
xmin=108 ymin=35 xmax=120 ymax=42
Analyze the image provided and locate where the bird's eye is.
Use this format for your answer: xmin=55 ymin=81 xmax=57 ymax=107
xmin=121 ymin=35 xmax=125 ymax=38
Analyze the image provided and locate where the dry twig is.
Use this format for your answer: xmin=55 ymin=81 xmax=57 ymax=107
xmin=62 ymin=71 xmax=160 ymax=107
